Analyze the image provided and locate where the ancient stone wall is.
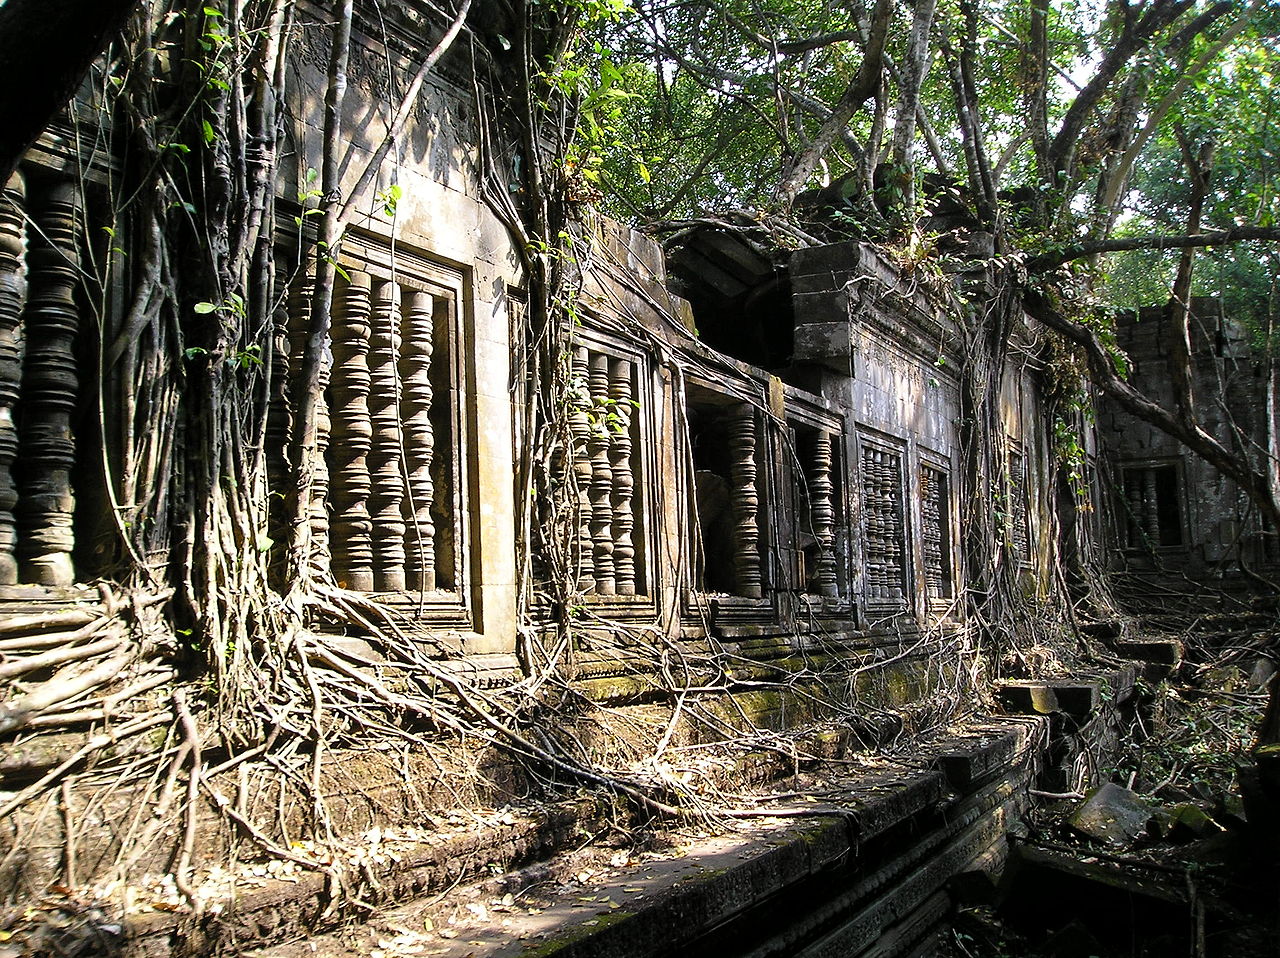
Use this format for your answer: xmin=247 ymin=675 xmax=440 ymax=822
xmin=1100 ymin=298 xmax=1276 ymax=581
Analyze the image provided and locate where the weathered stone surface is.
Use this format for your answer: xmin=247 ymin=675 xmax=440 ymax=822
xmin=996 ymin=681 xmax=1061 ymax=715
xmin=1153 ymin=802 xmax=1226 ymax=842
xmin=1068 ymin=783 xmax=1152 ymax=847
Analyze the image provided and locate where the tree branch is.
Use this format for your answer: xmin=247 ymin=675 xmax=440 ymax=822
xmin=774 ymin=0 xmax=893 ymax=207
xmin=1028 ymin=226 xmax=1280 ymax=272
xmin=1023 ymin=288 xmax=1280 ymax=530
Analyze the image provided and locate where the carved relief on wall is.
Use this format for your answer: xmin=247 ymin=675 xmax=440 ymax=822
xmin=859 ymin=437 xmax=908 ymax=607
xmin=1007 ymin=447 xmax=1030 ymax=562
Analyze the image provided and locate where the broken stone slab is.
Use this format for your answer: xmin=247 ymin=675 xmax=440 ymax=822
xmin=1068 ymin=783 xmax=1153 ymax=847
xmin=934 ymin=720 xmax=1043 ymax=792
xmin=994 ymin=679 xmax=1104 ymax=722
xmin=1110 ymin=637 xmax=1182 ymax=667
xmin=995 ymin=682 xmax=1061 ymax=715
xmin=1079 ymin=620 xmax=1123 ymax=641
xmin=1151 ymin=802 xmax=1228 ymax=843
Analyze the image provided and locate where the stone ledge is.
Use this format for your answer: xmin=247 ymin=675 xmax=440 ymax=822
xmin=244 ymin=715 xmax=1051 ymax=958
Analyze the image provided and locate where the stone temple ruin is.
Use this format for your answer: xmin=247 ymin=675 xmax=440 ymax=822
xmin=0 ymin=3 xmax=1276 ymax=956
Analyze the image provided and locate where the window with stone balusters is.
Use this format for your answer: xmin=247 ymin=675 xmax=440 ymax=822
xmin=685 ymin=385 xmax=764 ymax=600
xmin=919 ymin=462 xmax=954 ymax=603
xmin=562 ymin=343 xmax=647 ymax=599
xmin=1118 ymin=461 xmax=1184 ymax=551
xmin=788 ymin=422 xmax=846 ymax=601
xmin=859 ymin=437 xmax=909 ymax=608
xmin=268 ymin=243 xmax=469 ymax=620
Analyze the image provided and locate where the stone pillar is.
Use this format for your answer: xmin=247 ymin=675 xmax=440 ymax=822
xmin=808 ymin=430 xmax=839 ymax=597
xmin=587 ymin=351 xmax=615 ymax=595
xmin=16 ymin=181 xmax=79 ymax=586
xmin=400 ymin=289 xmax=436 ymax=592
xmin=287 ymin=268 xmax=332 ymax=574
xmin=1142 ymin=468 xmax=1159 ymax=543
xmin=0 ymin=172 xmax=26 ymax=585
xmin=568 ymin=347 xmax=595 ymax=592
xmin=368 ymin=279 xmax=405 ymax=591
xmin=727 ymin=405 xmax=762 ymax=599
xmin=328 ymin=271 xmax=374 ymax=591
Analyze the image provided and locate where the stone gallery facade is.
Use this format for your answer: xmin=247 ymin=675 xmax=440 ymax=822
xmin=0 ymin=2 xmax=1267 ymax=945
xmin=1101 ymin=298 xmax=1279 ymax=590
xmin=0 ymin=6 xmax=1064 ymax=664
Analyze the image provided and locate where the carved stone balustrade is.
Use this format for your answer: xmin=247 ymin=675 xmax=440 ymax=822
xmin=568 ymin=346 xmax=595 ymax=592
xmin=328 ymin=271 xmax=375 ymax=591
xmin=805 ymin=430 xmax=839 ymax=597
xmin=861 ymin=444 xmax=905 ymax=604
xmin=608 ymin=357 xmax=636 ymax=596
xmin=921 ymin=464 xmax=952 ymax=601
xmin=562 ymin=345 xmax=647 ymax=598
xmin=400 ymin=289 xmax=437 ymax=591
xmin=368 ymin=280 xmax=406 ymax=591
xmin=727 ymin=406 xmax=763 ymax=599
xmin=0 ymin=172 xmax=25 ymax=585
xmin=587 ymin=352 xmax=615 ymax=595
xmin=286 ymin=268 xmax=332 ymax=574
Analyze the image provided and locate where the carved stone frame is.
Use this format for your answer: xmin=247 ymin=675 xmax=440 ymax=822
xmin=854 ymin=427 xmax=913 ymax=618
xmin=332 ymin=231 xmax=475 ymax=630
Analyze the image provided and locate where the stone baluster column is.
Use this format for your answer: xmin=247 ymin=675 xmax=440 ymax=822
xmin=587 ymin=352 xmax=615 ymax=595
xmin=368 ymin=279 xmax=406 ymax=591
xmin=0 ymin=172 xmax=26 ymax=585
xmin=1142 ymin=468 xmax=1159 ymax=543
xmin=328 ymin=271 xmax=374 ymax=590
xmin=265 ymin=277 xmax=291 ymax=540
xmin=568 ymin=347 xmax=594 ymax=592
xmin=400 ymin=289 xmax=436 ymax=591
xmin=608 ymin=357 xmax=636 ymax=596
xmin=287 ymin=269 xmax=332 ymax=573
xmin=883 ymin=452 xmax=904 ymax=602
xmin=808 ymin=430 xmax=839 ymax=597
xmin=727 ymin=406 xmax=762 ymax=598
xmin=863 ymin=447 xmax=885 ymax=600
xmin=16 ymin=181 xmax=80 ymax=586
xmin=921 ymin=467 xmax=944 ymax=599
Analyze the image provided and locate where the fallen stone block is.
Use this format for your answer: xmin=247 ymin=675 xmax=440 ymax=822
xmin=1068 ymin=783 xmax=1152 ymax=847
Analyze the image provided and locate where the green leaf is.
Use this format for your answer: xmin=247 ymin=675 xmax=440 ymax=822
xmin=193 ymin=302 xmax=218 ymax=314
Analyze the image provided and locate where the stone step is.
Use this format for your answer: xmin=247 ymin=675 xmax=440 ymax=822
xmin=244 ymin=715 xmax=1050 ymax=958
